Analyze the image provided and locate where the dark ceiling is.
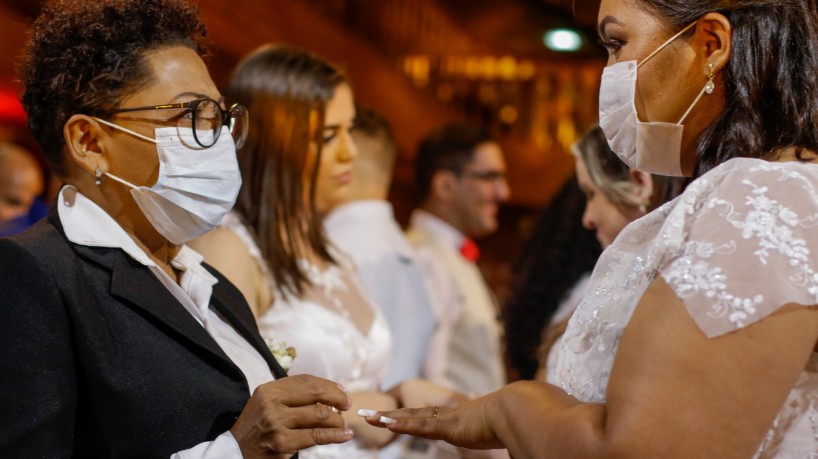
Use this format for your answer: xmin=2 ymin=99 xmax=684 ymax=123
xmin=435 ymin=0 xmax=603 ymax=58
xmin=1 ymin=0 xmax=604 ymax=59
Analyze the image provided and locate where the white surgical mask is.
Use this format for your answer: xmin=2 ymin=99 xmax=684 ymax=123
xmin=599 ymin=21 xmax=709 ymax=177
xmin=93 ymin=118 xmax=242 ymax=244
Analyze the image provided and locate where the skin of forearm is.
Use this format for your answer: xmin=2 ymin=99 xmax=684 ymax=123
xmin=491 ymin=381 xmax=608 ymax=459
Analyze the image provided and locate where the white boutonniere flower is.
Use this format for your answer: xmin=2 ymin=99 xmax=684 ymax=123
xmin=266 ymin=338 xmax=297 ymax=372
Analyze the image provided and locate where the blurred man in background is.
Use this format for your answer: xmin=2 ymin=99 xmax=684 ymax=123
xmin=407 ymin=122 xmax=510 ymax=397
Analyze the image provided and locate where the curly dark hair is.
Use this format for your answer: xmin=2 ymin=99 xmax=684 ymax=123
xmin=20 ymin=0 xmax=207 ymax=176
xmin=502 ymin=178 xmax=601 ymax=380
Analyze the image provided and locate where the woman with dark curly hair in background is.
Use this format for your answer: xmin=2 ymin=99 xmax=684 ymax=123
xmin=0 ymin=0 xmax=354 ymax=457
xmin=503 ymin=178 xmax=601 ymax=381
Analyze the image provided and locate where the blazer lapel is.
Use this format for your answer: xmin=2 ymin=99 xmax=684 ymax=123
xmin=209 ymin=286 xmax=289 ymax=380
xmin=48 ymin=207 xmax=278 ymax=381
xmin=78 ymin=243 xmax=243 ymax=378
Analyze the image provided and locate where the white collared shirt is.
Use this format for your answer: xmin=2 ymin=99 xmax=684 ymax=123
xmin=58 ymin=186 xmax=271 ymax=458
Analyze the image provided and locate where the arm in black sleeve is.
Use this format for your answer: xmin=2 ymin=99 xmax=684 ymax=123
xmin=0 ymin=238 xmax=76 ymax=456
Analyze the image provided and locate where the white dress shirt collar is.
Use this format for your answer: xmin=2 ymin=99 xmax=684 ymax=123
xmin=409 ymin=208 xmax=466 ymax=252
xmin=58 ymin=185 xmax=219 ymax=322
xmin=59 ymin=185 xmax=157 ymax=266
xmin=59 ymin=185 xmax=215 ymax=279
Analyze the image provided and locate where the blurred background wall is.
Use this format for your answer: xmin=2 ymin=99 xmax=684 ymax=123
xmin=0 ymin=0 xmax=604 ymax=302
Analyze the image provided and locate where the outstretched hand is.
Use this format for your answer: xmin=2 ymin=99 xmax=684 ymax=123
xmin=363 ymin=395 xmax=504 ymax=451
xmin=387 ymin=379 xmax=470 ymax=409
xmin=231 ymin=374 xmax=354 ymax=458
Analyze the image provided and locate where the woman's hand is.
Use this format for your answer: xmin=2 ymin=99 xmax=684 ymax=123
xmin=363 ymin=391 xmax=504 ymax=451
xmin=388 ymin=379 xmax=470 ymax=409
xmin=230 ymin=374 xmax=353 ymax=459
xmin=342 ymin=391 xmax=398 ymax=449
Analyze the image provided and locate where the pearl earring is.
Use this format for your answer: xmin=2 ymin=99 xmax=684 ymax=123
xmin=704 ymin=63 xmax=715 ymax=95
xmin=638 ymin=197 xmax=650 ymax=214
xmin=95 ymin=167 xmax=103 ymax=186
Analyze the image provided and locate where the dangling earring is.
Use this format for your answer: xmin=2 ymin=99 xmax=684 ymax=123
xmin=95 ymin=167 xmax=103 ymax=186
xmin=704 ymin=63 xmax=715 ymax=95
xmin=638 ymin=199 xmax=649 ymax=214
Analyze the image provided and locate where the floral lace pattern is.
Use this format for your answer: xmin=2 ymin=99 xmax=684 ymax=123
xmin=555 ymin=158 xmax=818 ymax=457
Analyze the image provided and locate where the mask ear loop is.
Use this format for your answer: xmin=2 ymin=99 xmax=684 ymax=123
xmin=103 ymin=172 xmax=139 ymax=190
xmin=678 ymin=64 xmax=717 ymax=125
xmin=636 ymin=21 xmax=698 ymax=70
xmin=92 ymin=117 xmax=159 ymax=144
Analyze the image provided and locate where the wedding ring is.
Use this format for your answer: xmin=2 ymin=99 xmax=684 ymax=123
xmin=432 ymin=406 xmax=439 ymax=419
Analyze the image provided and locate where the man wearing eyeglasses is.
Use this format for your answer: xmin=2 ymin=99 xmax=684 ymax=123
xmin=407 ymin=122 xmax=510 ymax=402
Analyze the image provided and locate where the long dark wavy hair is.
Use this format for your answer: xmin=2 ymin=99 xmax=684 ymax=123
xmin=503 ymin=178 xmax=601 ymax=380
xmin=225 ymin=44 xmax=345 ymax=302
xmin=638 ymin=0 xmax=818 ymax=176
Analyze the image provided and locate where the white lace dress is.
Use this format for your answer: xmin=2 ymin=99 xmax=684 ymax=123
xmin=555 ymin=158 xmax=818 ymax=458
xmin=220 ymin=212 xmax=392 ymax=459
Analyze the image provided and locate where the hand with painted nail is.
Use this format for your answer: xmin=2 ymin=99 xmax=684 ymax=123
xmin=362 ymin=391 xmax=504 ymax=451
xmin=230 ymin=374 xmax=353 ymax=458
xmin=339 ymin=391 xmax=398 ymax=448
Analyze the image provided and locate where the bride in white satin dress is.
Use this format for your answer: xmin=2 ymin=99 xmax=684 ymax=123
xmin=193 ymin=45 xmax=397 ymax=458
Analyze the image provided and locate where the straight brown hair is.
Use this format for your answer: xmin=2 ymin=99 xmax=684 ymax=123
xmin=225 ymin=44 xmax=346 ymax=302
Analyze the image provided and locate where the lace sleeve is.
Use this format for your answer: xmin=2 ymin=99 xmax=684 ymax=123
xmin=659 ymin=159 xmax=818 ymax=338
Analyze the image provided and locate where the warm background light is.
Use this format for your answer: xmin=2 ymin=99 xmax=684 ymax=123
xmin=0 ymin=0 xmax=605 ymax=304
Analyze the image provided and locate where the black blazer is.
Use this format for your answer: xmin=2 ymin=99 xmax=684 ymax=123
xmin=0 ymin=208 xmax=288 ymax=458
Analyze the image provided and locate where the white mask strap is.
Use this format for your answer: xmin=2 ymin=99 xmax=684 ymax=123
xmin=678 ymin=83 xmax=709 ymax=124
xmin=103 ymin=171 xmax=139 ymax=190
xmin=637 ymin=21 xmax=698 ymax=70
xmin=92 ymin=117 xmax=159 ymax=144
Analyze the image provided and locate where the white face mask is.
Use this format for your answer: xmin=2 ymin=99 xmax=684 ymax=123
xmin=93 ymin=118 xmax=242 ymax=244
xmin=599 ymin=21 xmax=710 ymax=177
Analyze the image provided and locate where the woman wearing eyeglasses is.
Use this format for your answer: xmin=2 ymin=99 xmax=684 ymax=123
xmin=0 ymin=1 xmax=353 ymax=457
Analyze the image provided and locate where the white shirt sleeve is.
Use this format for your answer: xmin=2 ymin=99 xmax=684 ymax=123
xmin=170 ymin=431 xmax=243 ymax=459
